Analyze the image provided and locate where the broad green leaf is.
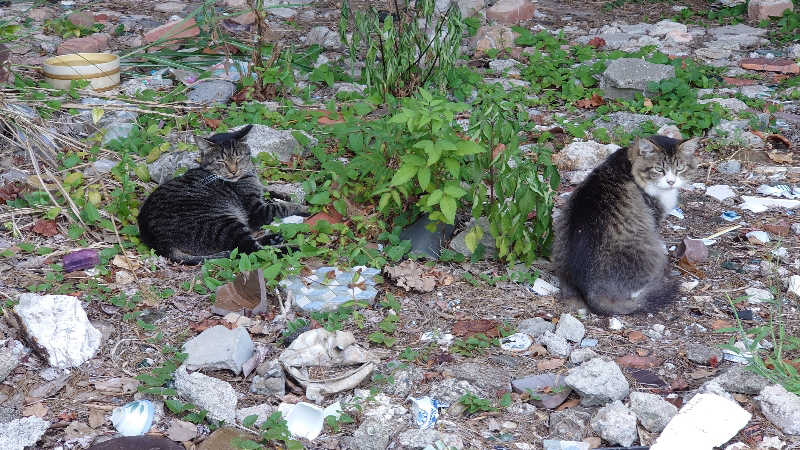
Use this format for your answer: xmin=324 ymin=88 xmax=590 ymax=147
xmin=455 ymin=140 xmax=485 ymax=156
xmin=64 ymin=172 xmax=82 ymax=186
xmin=413 ymin=139 xmax=434 ymax=153
xmin=426 ymin=189 xmax=443 ymax=206
xmin=417 ymin=166 xmax=431 ymax=191
xmin=427 ymin=141 xmax=443 ymax=165
xmin=443 ymin=158 xmax=460 ymax=177
xmin=443 ymin=182 xmax=466 ymax=198
xmin=379 ymin=192 xmax=391 ymax=210
xmin=464 ymin=225 xmax=483 ymax=253
xmin=440 ymin=195 xmax=457 ymax=224
xmin=91 ymin=107 xmax=104 ymax=125
xmin=135 ymin=164 xmax=150 ymax=182
xmin=242 ymin=414 xmax=258 ymax=428
xmin=263 ymin=263 xmax=282 ymax=281
xmin=309 ymin=191 xmax=330 ymax=205
xmin=45 ymin=207 xmax=60 ymax=220
xmin=390 ymin=164 xmax=418 ymax=186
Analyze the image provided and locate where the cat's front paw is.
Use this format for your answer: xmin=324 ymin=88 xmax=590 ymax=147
xmin=258 ymin=233 xmax=285 ymax=247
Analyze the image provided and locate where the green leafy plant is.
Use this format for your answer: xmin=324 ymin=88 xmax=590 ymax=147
xmin=236 ymin=411 xmax=303 ymax=449
xmin=459 ymin=392 xmax=497 ymax=414
xmin=339 ymin=0 xmax=465 ymax=100
xmin=722 ymin=294 xmax=800 ymax=393
xmin=451 ymin=333 xmax=496 ymax=357
xmin=44 ymin=17 xmax=104 ymax=38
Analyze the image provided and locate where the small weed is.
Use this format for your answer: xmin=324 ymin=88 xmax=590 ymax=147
xmin=452 ymin=333 xmax=497 ymax=356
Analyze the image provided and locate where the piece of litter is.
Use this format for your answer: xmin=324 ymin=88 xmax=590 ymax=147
xmin=111 ymin=400 xmax=154 ymax=437
xmin=408 ymin=396 xmax=444 ymax=429
xmin=721 ymin=211 xmax=740 ymax=222
xmin=746 ymin=230 xmax=770 ymax=245
xmin=704 ymin=225 xmax=742 ymax=240
xmin=740 ymin=196 xmax=800 ymax=213
xmin=669 ymin=207 xmax=684 ymax=219
xmin=500 ymin=333 xmax=533 ymax=351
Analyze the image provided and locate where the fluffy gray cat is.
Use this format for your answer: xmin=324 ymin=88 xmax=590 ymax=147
xmin=552 ymin=135 xmax=699 ymax=315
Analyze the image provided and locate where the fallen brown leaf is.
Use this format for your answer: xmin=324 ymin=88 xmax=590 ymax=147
xmin=32 ymin=219 xmax=59 ymax=237
xmin=23 ymin=402 xmax=48 ymax=418
xmin=575 ymin=94 xmax=605 ymax=109
xmin=627 ymin=330 xmax=646 ymax=343
xmin=555 ymin=398 xmax=580 ymax=411
xmin=537 ymin=358 xmax=565 ymax=371
xmin=529 ymin=343 xmax=548 ymax=357
xmin=317 ymin=114 xmax=345 ymax=125
xmin=587 ymin=37 xmax=606 ymax=48
xmin=767 ymin=150 xmax=792 ymax=163
xmin=203 ymin=117 xmax=221 ymax=129
xmin=688 ymin=368 xmax=715 ymax=380
xmin=616 ymin=354 xmax=662 ymax=369
xmin=452 ymin=319 xmax=499 ymax=337
xmin=711 ymin=319 xmax=733 ymax=331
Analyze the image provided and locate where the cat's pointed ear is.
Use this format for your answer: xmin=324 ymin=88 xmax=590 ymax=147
xmin=232 ymin=124 xmax=253 ymax=141
xmin=194 ymin=136 xmax=215 ymax=156
xmin=631 ymin=137 xmax=658 ymax=158
xmin=678 ymin=137 xmax=701 ymax=156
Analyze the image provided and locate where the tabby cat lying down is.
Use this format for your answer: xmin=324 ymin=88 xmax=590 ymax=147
xmin=138 ymin=125 xmax=307 ymax=264
xmin=552 ymin=135 xmax=699 ymax=315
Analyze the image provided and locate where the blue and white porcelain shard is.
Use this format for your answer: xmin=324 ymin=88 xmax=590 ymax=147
xmin=285 ymin=402 xmax=325 ymax=441
xmin=669 ymin=207 xmax=684 ymax=220
xmin=721 ymin=210 xmax=740 ymax=222
xmin=110 ymin=399 xmax=155 ymax=436
xmin=500 ymin=333 xmax=533 ymax=351
xmin=408 ymin=396 xmax=443 ymax=429
xmin=280 ymin=266 xmax=381 ymax=312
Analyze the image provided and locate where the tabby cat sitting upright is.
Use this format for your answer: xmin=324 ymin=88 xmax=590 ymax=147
xmin=138 ymin=125 xmax=307 ymax=264
xmin=552 ymin=135 xmax=699 ymax=315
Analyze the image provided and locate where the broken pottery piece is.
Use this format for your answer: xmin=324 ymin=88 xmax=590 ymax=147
xmin=212 ymin=269 xmax=268 ymax=316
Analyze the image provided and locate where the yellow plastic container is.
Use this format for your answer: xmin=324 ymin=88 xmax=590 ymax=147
xmin=43 ymin=52 xmax=120 ymax=92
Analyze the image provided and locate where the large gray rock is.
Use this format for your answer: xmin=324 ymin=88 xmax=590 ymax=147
xmin=147 ymin=151 xmax=199 ymax=184
xmin=518 ymin=317 xmax=555 ymax=337
xmin=555 ymin=314 xmax=585 ymax=343
xmin=238 ymin=124 xmax=318 ymax=163
xmin=250 ymin=360 xmax=285 ymax=396
xmin=236 ymin=403 xmax=276 ymax=427
xmin=182 ymin=325 xmax=253 ymax=375
xmin=449 ymin=217 xmax=497 ymax=257
xmin=593 ymin=112 xmax=675 ymax=134
xmin=538 ymin=331 xmax=571 ymax=358
xmin=557 ymin=141 xmax=620 ymax=171
xmin=0 ymin=344 xmax=24 ymax=383
xmin=0 ymin=417 xmax=50 ymax=450
xmin=714 ymin=365 xmax=770 ymax=395
xmin=512 ymin=373 xmax=572 ymax=409
xmin=187 ymin=80 xmax=236 ymax=105
xmin=443 ymin=362 xmax=512 ymax=396
xmin=174 ymin=366 xmax=237 ymax=424
xmin=590 ymin=400 xmax=637 ymax=447
xmin=549 ymin=408 xmax=592 ymax=440
xmin=600 ymin=58 xmax=675 ymax=99
xmin=564 ymin=358 xmax=629 ymax=406
xmin=686 ymin=343 xmax=723 ymax=366
xmin=305 ymin=26 xmax=341 ymax=50
xmin=13 ymin=294 xmax=101 ymax=369
xmin=342 ymin=393 xmax=406 ymax=450
xmin=756 ymin=384 xmax=800 ymax=435
xmin=628 ymin=391 xmax=677 ymax=432
xmin=397 ymin=429 xmax=464 ymax=449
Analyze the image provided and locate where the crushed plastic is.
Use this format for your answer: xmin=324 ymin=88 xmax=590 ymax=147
xmin=721 ymin=211 xmax=741 ymax=222
xmin=280 ymin=266 xmax=380 ymax=312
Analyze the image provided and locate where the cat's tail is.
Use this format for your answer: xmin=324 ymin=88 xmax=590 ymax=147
xmin=643 ymin=276 xmax=679 ymax=310
xmin=583 ymin=277 xmax=679 ymax=315
xmin=169 ymin=249 xmax=231 ymax=266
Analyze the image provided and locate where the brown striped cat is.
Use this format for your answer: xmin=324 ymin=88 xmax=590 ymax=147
xmin=137 ymin=125 xmax=307 ymax=264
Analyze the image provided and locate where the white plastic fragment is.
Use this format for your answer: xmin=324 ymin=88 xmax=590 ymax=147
xmin=705 ymin=185 xmax=736 ymax=202
xmin=285 ymin=402 xmax=325 ymax=441
xmin=531 ymin=278 xmax=560 ymax=296
xmin=651 ymin=393 xmax=752 ymax=450
xmin=740 ymin=196 xmax=800 ymax=213
xmin=110 ymin=400 xmax=155 ymax=436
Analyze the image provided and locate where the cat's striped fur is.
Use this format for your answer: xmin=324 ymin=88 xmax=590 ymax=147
xmin=552 ymin=135 xmax=699 ymax=315
xmin=137 ymin=125 xmax=307 ymax=264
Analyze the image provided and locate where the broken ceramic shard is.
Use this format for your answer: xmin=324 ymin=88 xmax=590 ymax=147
xmin=408 ymin=396 xmax=444 ymax=429
xmin=13 ymin=294 xmax=101 ymax=368
xmin=280 ymin=266 xmax=380 ymax=311
xmin=63 ymin=248 xmax=99 ymax=272
xmin=212 ymin=269 xmax=269 ymax=316
xmin=182 ymin=325 xmax=254 ymax=374
xmin=111 ymin=400 xmax=154 ymax=436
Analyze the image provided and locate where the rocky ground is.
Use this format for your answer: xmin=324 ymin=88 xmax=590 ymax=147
xmin=1 ymin=0 xmax=800 ymax=449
